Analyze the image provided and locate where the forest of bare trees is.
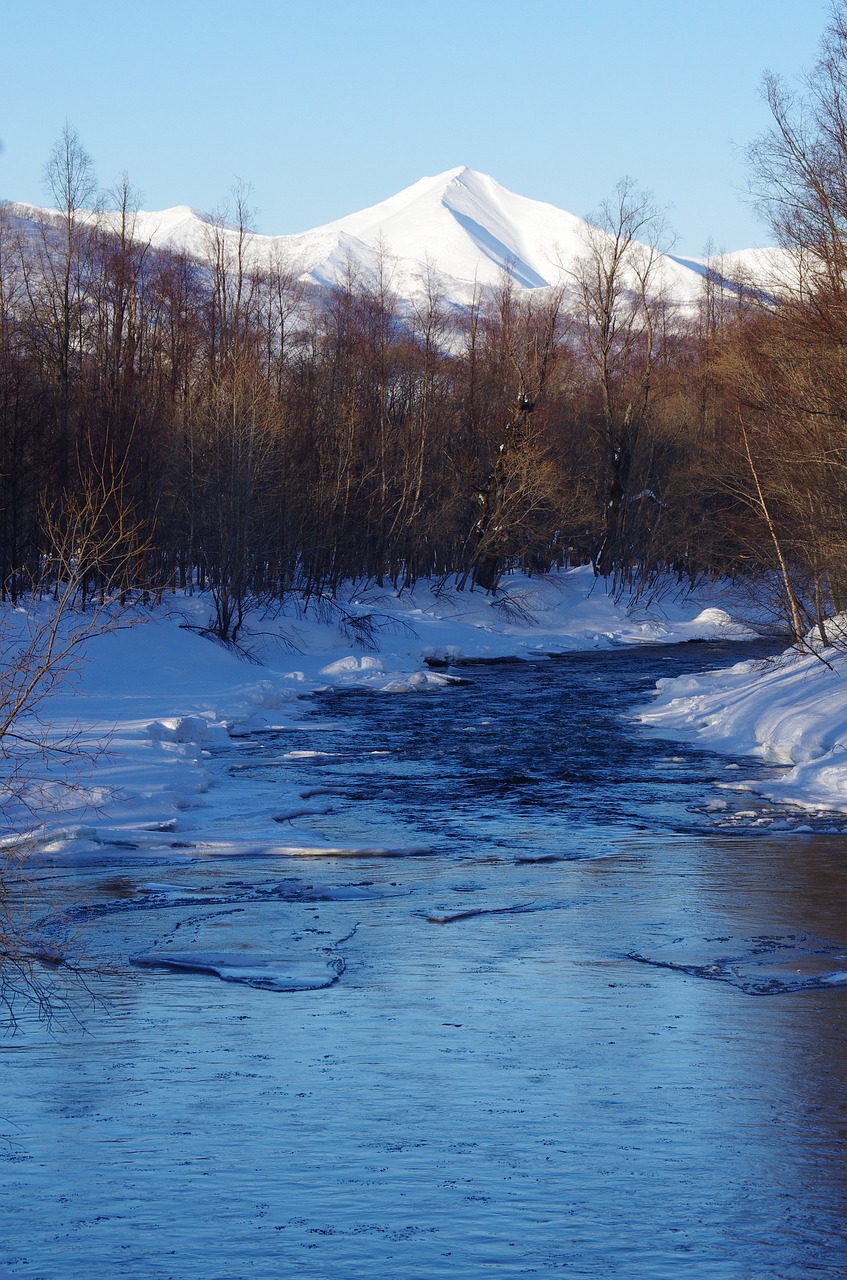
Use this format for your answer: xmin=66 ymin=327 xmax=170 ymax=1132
xmin=4 ymin=5 xmax=847 ymax=648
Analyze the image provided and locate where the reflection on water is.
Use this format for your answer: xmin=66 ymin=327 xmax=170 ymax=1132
xmin=2 ymin=643 xmax=847 ymax=1279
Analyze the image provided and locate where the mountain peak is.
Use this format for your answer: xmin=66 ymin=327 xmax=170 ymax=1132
xmin=439 ymin=165 xmax=485 ymax=190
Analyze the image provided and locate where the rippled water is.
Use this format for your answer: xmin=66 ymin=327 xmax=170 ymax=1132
xmin=3 ymin=642 xmax=847 ymax=1279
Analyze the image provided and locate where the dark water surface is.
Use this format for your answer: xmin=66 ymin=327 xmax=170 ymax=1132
xmin=3 ymin=642 xmax=847 ymax=1279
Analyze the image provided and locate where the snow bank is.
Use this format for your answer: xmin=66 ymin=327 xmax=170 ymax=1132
xmin=638 ymin=638 xmax=847 ymax=813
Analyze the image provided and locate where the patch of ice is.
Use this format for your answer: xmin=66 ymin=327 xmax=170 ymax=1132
xmin=272 ymin=806 xmax=333 ymax=822
xmin=276 ymin=844 xmax=433 ymax=858
xmin=629 ymin=933 xmax=847 ymax=994
xmin=131 ymin=948 xmax=343 ymax=991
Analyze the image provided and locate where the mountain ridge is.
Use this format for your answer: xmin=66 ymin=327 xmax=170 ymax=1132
xmin=7 ymin=168 xmax=787 ymax=310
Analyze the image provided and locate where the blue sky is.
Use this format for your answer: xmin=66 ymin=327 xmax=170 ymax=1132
xmin=0 ymin=0 xmax=828 ymax=252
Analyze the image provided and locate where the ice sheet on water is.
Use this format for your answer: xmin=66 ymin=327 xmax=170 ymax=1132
xmin=131 ymin=948 xmax=344 ymax=991
xmin=128 ymin=879 xmax=360 ymax=990
xmin=126 ymin=838 xmax=430 ymax=860
xmin=48 ymin=878 xmax=388 ymax=948
xmin=628 ymin=933 xmax=847 ymax=994
xmin=514 ymin=848 xmax=613 ymax=863
xmin=272 ymin=805 xmax=334 ymax=822
xmin=274 ymin=843 xmax=434 ymax=858
xmin=115 ymin=876 xmax=386 ymax=908
xmin=424 ymin=899 xmax=571 ymax=924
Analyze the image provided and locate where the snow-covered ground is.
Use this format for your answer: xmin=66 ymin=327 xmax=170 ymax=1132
xmin=2 ymin=567 xmax=761 ymax=857
xmin=638 ymin=629 xmax=847 ymax=814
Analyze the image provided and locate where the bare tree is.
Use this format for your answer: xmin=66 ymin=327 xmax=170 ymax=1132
xmin=35 ymin=125 xmax=98 ymax=486
xmin=465 ymin=280 xmax=569 ymax=589
xmin=570 ymin=178 xmax=674 ymax=576
xmin=1 ymin=475 xmax=146 ymax=1027
xmin=730 ymin=1 xmax=847 ymax=639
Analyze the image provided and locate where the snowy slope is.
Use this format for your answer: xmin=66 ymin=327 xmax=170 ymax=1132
xmin=293 ymin=165 xmax=708 ymax=304
xmin=670 ymin=245 xmax=796 ymax=297
xmin=7 ymin=168 xmax=767 ymax=311
xmin=284 ymin=166 xmax=587 ymax=296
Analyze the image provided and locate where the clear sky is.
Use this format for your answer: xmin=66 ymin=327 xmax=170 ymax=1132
xmin=0 ymin=0 xmax=830 ymax=253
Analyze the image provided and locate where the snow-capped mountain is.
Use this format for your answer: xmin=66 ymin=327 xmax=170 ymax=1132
xmin=7 ymin=167 xmax=787 ymax=310
xmin=284 ymin=166 xmax=593 ymax=297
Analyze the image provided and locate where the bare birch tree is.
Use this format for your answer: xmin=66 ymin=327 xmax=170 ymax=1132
xmin=570 ymin=178 xmax=673 ymax=576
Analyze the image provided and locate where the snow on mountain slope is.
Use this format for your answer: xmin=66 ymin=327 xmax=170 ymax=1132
xmin=122 ymin=204 xmax=221 ymax=260
xmin=287 ymin=166 xmax=583 ymax=293
xmin=8 ymin=199 xmax=222 ymax=264
xmin=6 ymin=169 xmax=779 ymax=311
xmin=282 ymin=166 xmax=704 ymax=305
xmin=705 ymin=245 xmax=796 ymax=292
xmin=670 ymin=245 xmax=796 ymax=295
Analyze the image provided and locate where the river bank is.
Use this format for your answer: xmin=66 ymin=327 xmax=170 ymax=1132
xmin=638 ymin=629 xmax=847 ymax=814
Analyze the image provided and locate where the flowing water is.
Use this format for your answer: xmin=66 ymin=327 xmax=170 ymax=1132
xmin=3 ymin=642 xmax=847 ymax=1279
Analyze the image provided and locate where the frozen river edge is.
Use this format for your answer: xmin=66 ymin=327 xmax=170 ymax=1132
xmin=5 ymin=565 xmax=798 ymax=861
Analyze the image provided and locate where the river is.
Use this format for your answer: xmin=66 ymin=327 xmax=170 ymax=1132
xmin=2 ymin=641 xmax=847 ymax=1279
